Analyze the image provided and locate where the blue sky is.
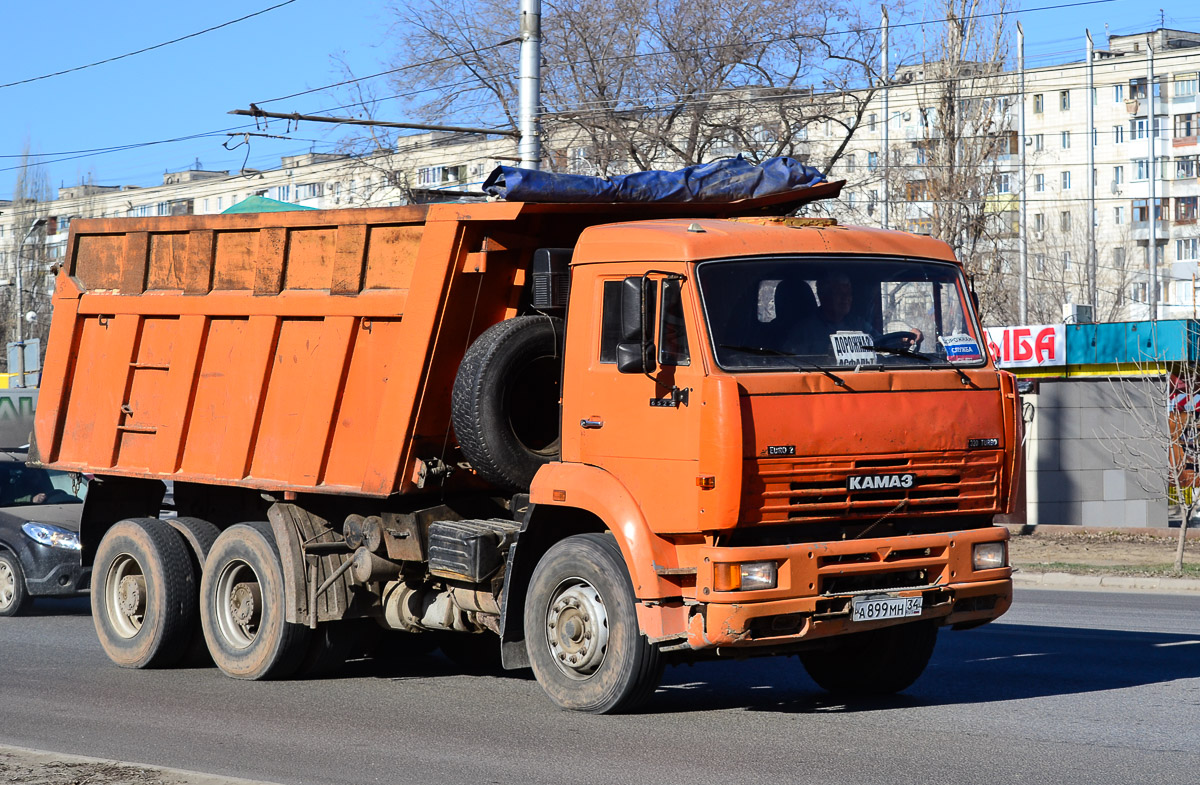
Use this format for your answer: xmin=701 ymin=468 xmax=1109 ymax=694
xmin=0 ymin=0 xmax=1195 ymax=201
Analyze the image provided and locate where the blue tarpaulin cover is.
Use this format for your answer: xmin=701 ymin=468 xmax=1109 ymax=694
xmin=482 ymin=156 xmax=825 ymax=203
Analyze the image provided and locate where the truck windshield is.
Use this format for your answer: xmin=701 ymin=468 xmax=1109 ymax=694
xmin=697 ymin=256 xmax=986 ymax=371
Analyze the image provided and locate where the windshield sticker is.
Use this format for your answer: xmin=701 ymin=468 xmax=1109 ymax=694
xmin=939 ymin=334 xmax=983 ymax=363
xmin=830 ymin=331 xmax=877 ymax=365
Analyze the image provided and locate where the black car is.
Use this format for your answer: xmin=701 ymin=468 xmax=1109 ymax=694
xmin=0 ymin=449 xmax=90 ymax=616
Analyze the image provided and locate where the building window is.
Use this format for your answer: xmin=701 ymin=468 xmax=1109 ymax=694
xmin=1113 ymin=125 xmax=1125 ymax=144
xmin=1033 ymin=94 xmax=1044 ymax=114
xmin=867 ymin=151 xmax=879 ymax=171
xmin=1177 ymin=74 xmax=1199 ymax=98
xmin=1114 ymin=84 xmax=1124 ymax=102
xmin=1060 ymin=211 xmax=1071 ymax=231
xmin=1176 ymin=113 xmax=1197 ymax=138
xmin=1179 ymin=156 xmax=1198 ymax=179
xmin=1059 ymin=90 xmax=1070 ymax=111
xmin=1033 ymin=133 xmax=1044 ymax=151
xmin=1034 ymin=213 xmax=1045 ymax=232
xmin=1114 ymin=247 xmax=1126 ymax=268
xmin=1115 ymin=206 xmax=1125 ymax=224
xmin=995 ymin=173 xmax=1011 ymax=194
xmin=1114 ymin=165 xmax=1124 ymax=185
xmin=1035 ymin=253 xmax=1046 ymax=272
xmin=1035 ymin=174 xmax=1045 ymax=192
xmin=1061 ymin=171 xmax=1071 ymax=190
xmin=295 ymin=183 xmax=324 ymax=200
xmin=1061 ymin=130 xmax=1071 ymax=149
xmin=1135 ymin=159 xmax=1150 ymax=180
xmin=868 ymin=113 xmax=877 ymax=132
xmin=1132 ymin=118 xmax=1149 ymax=139
xmin=1134 ymin=200 xmax=1149 ymax=222
xmin=1063 ymin=251 xmax=1072 ymax=269
xmin=1179 ymin=238 xmax=1200 ymax=260
xmin=1177 ymin=196 xmax=1198 ymax=221
xmin=1130 ymin=77 xmax=1148 ymax=100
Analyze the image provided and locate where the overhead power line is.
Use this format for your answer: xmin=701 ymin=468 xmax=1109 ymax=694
xmin=0 ymin=0 xmax=299 ymax=90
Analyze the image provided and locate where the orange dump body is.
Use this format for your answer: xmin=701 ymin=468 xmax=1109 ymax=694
xmin=33 ymin=199 xmax=788 ymax=496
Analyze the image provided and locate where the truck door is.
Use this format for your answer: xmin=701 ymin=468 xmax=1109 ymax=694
xmin=561 ymin=272 xmax=707 ymax=532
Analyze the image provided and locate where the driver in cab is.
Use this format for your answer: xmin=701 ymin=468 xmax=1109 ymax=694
xmin=788 ymin=273 xmax=921 ymax=356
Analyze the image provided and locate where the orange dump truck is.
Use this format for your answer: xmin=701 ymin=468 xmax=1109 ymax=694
xmin=32 ymin=181 xmax=1016 ymax=713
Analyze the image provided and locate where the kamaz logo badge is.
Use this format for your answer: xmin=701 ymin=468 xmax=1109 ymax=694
xmin=847 ymin=473 xmax=916 ymax=491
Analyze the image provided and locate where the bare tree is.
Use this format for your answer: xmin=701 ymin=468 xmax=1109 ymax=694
xmin=4 ymin=143 xmax=52 ymax=378
xmin=892 ymin=0 xmax=1015 ymax=323
xmin=1025 ymin=206 xmax=1141 ymax=323
xmin=362 ymin=0 xmax=887 ymax=175
xmin=1102 ymin=357 xmax=1200 ymax=573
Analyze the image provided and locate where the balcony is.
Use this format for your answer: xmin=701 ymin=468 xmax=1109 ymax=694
xmin=1174 ymin=135 xmax=1198 ymax=149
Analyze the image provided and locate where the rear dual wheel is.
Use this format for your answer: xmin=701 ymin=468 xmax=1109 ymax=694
xmin=91 ymin=518 xmax=196 ymax=668
xmin=200 ymin=522 xmax=310 ymax=680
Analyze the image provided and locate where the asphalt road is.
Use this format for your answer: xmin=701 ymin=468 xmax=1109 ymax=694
xmin=2 ymin=588 xmax=1198 ymax=785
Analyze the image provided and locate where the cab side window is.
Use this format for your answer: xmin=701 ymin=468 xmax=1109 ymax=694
xmin=659 ymin=278 xmax=690 ymax=365
xmin=599 ymin=280 xmax=624 ymax=363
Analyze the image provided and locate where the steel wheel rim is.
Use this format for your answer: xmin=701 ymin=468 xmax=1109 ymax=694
xmin=214 ymin=559 xmax=262 ymax=650
xmin=104 ymin=553 xmax=146 ymax=638
xmin=545 ymin=577 xmax=610 ymax=680
xmin=0 ymin=559 xmax=14 ymax=610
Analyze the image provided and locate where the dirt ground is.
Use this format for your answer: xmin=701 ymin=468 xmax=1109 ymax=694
xmin=0 ymin=748 xmax=266 ymax=785
xmin=1008 ymin=527 xmax=1200 ymax=576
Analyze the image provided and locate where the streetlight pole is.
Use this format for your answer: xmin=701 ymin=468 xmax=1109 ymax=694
xmin=13 ymin=217 xmax=45 ymax=388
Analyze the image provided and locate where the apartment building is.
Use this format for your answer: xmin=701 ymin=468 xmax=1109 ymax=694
xmin=811 ymin=27 xmax=1200 ymax=323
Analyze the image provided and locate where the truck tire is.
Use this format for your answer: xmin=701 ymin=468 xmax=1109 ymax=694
xmin=168 ymin=517 xmax=221 ymax=666
xmin=200 ymin=522 xmax=311 ymax=680
xmin=800 ymin=620 xmax=938 ymax=696
xmin=91 ymin=518 xmax=196 ymax=668
xmin=524 ymin=534 xmax=663 ymax=713
xmin=0 ymin=551 xmax=32 ymax=617
xmin=452 ymin=316 xmax=564 ymax=490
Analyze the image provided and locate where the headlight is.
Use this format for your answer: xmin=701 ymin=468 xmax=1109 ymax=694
xmin=713 ymin=561 xmax=778 ymax=591
xmin=972 ymin=542 xmax=1007 ymax=570
xmin=21 ymin=522 xmax=82 ymax=551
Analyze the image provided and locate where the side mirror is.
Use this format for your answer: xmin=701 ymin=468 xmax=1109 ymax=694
xmin=616 ymin=276 xmax=657 ymax=374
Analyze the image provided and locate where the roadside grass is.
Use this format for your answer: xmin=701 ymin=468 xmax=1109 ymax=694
xmin=1014 ymin=560 xmax=1200 ymax=579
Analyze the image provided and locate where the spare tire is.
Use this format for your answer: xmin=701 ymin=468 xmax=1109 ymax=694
xmin=452 ymin=316 xmax=564 ymax=490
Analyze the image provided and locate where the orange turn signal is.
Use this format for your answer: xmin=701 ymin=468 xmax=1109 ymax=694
xmin=552 ymin=490 xmax=567 ymax=502
xmin=696 ymin=475 xmax=716 ymax=489
xmin=713 ymin=563 xmax=741 ymax=591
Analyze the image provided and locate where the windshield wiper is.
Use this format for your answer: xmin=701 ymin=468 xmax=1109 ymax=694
xmin=865 ymin=345 xmax=971 ymax=385
xmin=719 ymin=344 xmax=846 ymax=387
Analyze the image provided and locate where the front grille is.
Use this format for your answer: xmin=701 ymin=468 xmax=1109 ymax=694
xmin=745 ymin=451 xmax=1002 ymax=525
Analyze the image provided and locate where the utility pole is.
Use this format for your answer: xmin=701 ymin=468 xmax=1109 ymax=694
xmin=1018 ymin=22 xmax=1028 ymax=323
xmin=1086 ymin=30 xmax=1097 ymax=312
xmin=1148 ymin=34 xmax=1158 ymax=321
xmin=518 ymin=0 xmax=542 ymax=169
xmin=881 ymin=5 xmax=890 ymax=230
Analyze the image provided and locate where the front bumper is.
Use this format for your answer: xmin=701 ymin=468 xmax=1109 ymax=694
xmin=19 ymin=541 xmax=91 ymax=598
xmin=684 ymin=526 xmax=1011 ymax=650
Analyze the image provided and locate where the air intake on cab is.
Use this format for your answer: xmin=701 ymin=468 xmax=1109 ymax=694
xmin=531 ymin=248 xmax=572 ymax=310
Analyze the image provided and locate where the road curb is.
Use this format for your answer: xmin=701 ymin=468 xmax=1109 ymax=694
xmin=1013 ymin=569 xmax=1200 ymax=592
xmin=0 ymin=743 xmax=282 ymax=785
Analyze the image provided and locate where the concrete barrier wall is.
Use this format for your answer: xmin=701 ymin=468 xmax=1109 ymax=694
xmin=1025 ymin=379 xmax=1168 ymax=527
